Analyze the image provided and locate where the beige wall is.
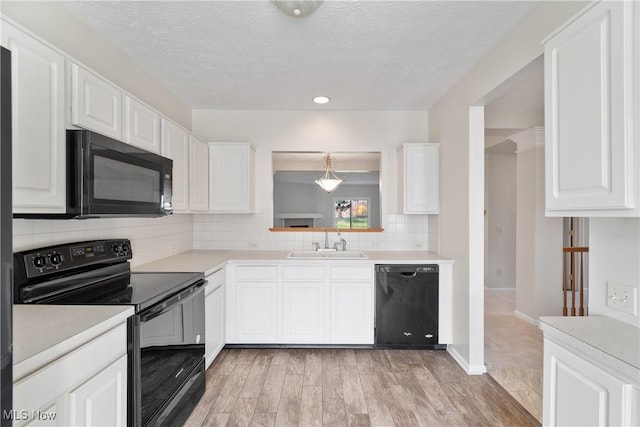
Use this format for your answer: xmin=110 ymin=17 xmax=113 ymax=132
xmin=0 ymin=1 xmax=191 ymax=129
xmin=485 ymin=152 xmax=516 ymax=289
xmin=428 ymin=1 xmax=588 ymax=373
xmin=191 ymin=110 xmax=436 ymax=252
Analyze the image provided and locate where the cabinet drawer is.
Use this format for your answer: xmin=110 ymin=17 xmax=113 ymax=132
xmin=283 ymin=265 xmax=324 ymax=281
xmin=330 ymin=265 xmax=372 ymax=281
xmin=236 ymin=265 xmax=278 ymax=281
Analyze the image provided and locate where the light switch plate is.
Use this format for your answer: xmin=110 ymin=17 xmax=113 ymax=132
xmin=606 ymin=281 xmax=637 ymax=315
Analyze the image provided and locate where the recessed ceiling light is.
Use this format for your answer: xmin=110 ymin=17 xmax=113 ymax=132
xmin=313 ymin=96 xmax=330 ymax=104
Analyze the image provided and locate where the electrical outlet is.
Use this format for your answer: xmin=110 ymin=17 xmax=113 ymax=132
xmin=606 ymin=282 xmax=637 ymax=315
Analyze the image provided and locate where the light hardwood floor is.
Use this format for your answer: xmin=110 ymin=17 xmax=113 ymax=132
xmin=484 ymin=288 xmax=544 ymax=423
xmin=185 ymin=347 xmax=539 ymax=427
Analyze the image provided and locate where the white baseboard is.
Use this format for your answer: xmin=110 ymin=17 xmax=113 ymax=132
xmin=447 ymin=345 xmax=487 ymax=375
xmin=514 ymin=310 xmax=539 ymax=326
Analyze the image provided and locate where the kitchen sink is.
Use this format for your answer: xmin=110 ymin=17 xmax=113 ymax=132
xmin=287 ymin=250 xmax=368 ymax=259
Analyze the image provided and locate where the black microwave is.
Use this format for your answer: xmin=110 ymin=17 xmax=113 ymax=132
xmin=16 ymin=130 xmax=173 ymax=219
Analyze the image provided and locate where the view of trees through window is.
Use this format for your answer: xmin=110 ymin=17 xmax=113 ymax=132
xmin=335 ymin=199 xmax=369 ymax=229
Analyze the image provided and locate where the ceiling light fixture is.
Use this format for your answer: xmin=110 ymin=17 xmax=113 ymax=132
xmin=273 ymin=0 xmax=324 ymax=18
xmin=313 ymin=96 xmax=330 ymax=104
xmin=315 ymin=154 xmax=343 ymax=192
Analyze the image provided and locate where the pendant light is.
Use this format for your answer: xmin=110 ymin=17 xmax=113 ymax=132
xmin=315 ymin=154 xmax=343 ymax=192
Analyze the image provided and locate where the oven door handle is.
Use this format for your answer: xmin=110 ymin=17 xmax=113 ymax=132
xmin=139 ymin=280 xmax=206 ymax=323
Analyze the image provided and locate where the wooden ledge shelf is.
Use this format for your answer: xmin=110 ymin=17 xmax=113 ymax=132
xmin=269 ymin=228 xmax=384 ymax=233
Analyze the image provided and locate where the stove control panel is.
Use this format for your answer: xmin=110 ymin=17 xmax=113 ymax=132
xmin=15 ymin=239 xmax=132 ymax=279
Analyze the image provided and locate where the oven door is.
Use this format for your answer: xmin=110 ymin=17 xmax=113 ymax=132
xmin=131 ymin=281 xmax=205 ymax=427
xmin=68 ymin=130 xmax=173 ymax=218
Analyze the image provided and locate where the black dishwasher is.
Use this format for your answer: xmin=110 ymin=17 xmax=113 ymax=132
xmin=375 ymin=264 xmax=444 ymax=349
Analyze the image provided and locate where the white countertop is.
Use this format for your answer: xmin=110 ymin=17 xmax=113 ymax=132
xmin=133 ymin=250 xmax=453 ymax=276
xmin=13 ymin=305 xmax=134 ymax=381
xmin=539 ymin=316 xmax=640 ymax=370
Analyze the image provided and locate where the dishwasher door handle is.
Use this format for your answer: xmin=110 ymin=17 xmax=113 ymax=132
xmin=400 ymin=272 xmax=417 ymax=278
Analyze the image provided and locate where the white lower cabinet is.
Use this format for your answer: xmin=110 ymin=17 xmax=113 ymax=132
xmin=227 ymin=262 xmax=374 ymax=345
xmin=236 ymin=281 xmax=278 ymax=343
xmin=329 ymin=265 xmax=374 ymax=344
xmin=13 ymin=323 xmax=128 ymax=426
xmin=67 ymin=355 xmax=127 ymax=427
xmin=543 ymin=332 xmax=639 ymax=427
xmin=329 ymin=282 xmax=373 ymax=344
xmin=282 ymin=265 xmax=325 ymax=343
xmin=204 ymin=268 xmax=226 ymax=368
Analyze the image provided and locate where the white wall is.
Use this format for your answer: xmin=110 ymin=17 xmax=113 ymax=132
xmin=13 ymin=215 xmax=193 ymax=268
xmin=428 ymin=1 xmax=588 ymax=373
xmin=589 ymin=218 xmax=640 ymax=327
xmin=513 ymin=128 xmax=563 ymax=322
xmin=484 ymin=153 xmax=516 ymax=288
xmin=0 ymin=1 xmax=191 ymax=129
xmin=191 ymin=110 xmax=435 ymax=251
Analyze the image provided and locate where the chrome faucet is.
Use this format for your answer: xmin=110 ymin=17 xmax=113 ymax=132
xmin=313 ymin=228 xmax=347 ymax=251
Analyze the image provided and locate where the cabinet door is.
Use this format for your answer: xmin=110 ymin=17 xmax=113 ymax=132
xmin=545 ymin=1 xmax=637 ymax=214
xmin=68 ymin=355 xmax=127 ymax=427
xmin=161 ymin=119 xmax=189 ymax=212
xmin=543 ymin=339 xmax=626 ymax=427
xmin=399 ymin=143 xmax=439 ymax=214
xmin=209 ymin=143 xmax=253 ymax=212
xmin=189 ymin=135 xmax=209 ymax=212
xmin=235 ymin=282 xmax=278 ymax=343
xmin=282 ymin=282 xmax=324 ymax=343
xmin=2 ymin=23 xmax=66 ymax=214
xmin=205 ymin=281 xmax=225 ymax=368
xmin=124 ymin=96 xmax=160 ymax=153
xmin=329 ymin=282 xmax=373 ymax=344
xmin=71 ymin=63 xmax=123 ymax=140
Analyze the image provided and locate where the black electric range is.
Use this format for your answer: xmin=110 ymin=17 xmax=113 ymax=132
xmin=14 ymin=239 xmax=206 ymax=427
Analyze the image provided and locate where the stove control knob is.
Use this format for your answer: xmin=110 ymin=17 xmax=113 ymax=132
xmin=122 ymin=243 xmax=130 ymax=253
xmin=50 ymin=253 xmax=62 ymax=266
xmin=32 ymin=255 xmax=46 ymax=269
xmin=112 ymin=243 xmax=123 ymax=255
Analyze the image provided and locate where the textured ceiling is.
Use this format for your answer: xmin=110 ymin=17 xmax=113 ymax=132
xmin=62 ymin=0 xmax=538 ymax=111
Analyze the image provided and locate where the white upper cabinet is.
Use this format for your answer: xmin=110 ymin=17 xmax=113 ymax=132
xmin=544 ymin=0 xmax=639 ymax=216
xmin=71 ymin=62 xmax=123 ymax=141
xmin=124 ymin=96 xmax=160 ymax=153
xmin=189 ymin=135 xmax=209 ymax=212
xmin=208 ymin=143 xmax=255 ymax=212
xmin=398 ymin=143 xmax=440 ymax=214
xmin=161 ymin=119 xmax=190 ymax=212
xmin=2 ymin=21 xmax=67 ymax=214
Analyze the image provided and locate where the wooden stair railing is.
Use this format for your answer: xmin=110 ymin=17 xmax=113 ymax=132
xmin=563 ymin=246 xmax=589 ymax=316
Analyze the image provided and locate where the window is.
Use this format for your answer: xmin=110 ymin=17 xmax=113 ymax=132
xmin=334 ymin=198 xmax=369 ymax=229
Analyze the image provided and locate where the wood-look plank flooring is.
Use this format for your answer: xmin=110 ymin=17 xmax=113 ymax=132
xmin=185 ymin=348 xmax=539 ymax=427
xmin=485 ymin=288 xmax=543 ymax=423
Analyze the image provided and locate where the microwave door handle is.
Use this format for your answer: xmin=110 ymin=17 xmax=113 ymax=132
xmin=161 ymin=195 xmax=173 ymax=214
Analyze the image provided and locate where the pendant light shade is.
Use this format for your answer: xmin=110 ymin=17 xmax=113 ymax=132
xmin=315 ymin=154 xmax=343 ymax=192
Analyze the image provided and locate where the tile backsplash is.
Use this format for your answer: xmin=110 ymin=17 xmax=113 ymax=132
xmin=12 ymin=212 xmax=438 ymax=266
xmin=12 ymin=214 xmax=193 ymax=267
xmin=193 ymin=213 xmax=437 ymax=252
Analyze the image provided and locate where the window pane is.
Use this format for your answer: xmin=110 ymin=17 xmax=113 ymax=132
xmin=335 ymin=199 xmax=368 ymax=229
